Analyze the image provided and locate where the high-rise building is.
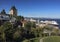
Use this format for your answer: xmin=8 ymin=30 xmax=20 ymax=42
xmin=9 ymin=6 xmax=17 ymax=16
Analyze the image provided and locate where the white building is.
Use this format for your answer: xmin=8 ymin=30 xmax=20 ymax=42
xmin=37 ymin=20 xmax=59 ymax=29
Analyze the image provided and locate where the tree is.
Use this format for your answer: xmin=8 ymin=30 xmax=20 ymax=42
xmin=13 ymin=28 xmax=22 ymax=42
xmin=0 ymin=26 xmax=5 ymax=42
xmin=24 ymin=22 xmax=31 ymax=30
xmin=16 ymin=16 xmax=24 ymax=21
xmin=2 ymin=22 xmax=14 ymax=42
xmin=24 ymin=21 xmax=37 ymax=39
xmin=0 ymin=22 xmax=13 ymax=42
xmin=43 ymin=26 xmax=53 ymax=36
xmin=31 ymin=22 xmax=36 ymax=28
xmin=52 ymin=28 xmax=59 ymax=35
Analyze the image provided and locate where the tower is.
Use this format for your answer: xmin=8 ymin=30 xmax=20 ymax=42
xmin=9 ymin=6 xmax=17 ymax=16
xmin=1 ymin=9 xmax=6 ymax=14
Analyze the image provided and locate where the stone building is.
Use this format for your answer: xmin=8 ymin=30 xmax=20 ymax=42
xmin=0 ymin=6 xmax=17 ymax=26
xmin=9 ymin=6 xmax=17 ymax=16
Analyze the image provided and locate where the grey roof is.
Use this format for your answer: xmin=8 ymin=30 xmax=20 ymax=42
xmin=0 ymin=13 xmax=10 ymax=20
xmin=10 ymin=6 xmax=17 ymax=10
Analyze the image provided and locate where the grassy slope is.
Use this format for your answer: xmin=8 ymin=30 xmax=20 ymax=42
xmin=43 ymin=36 xmax=60 ymax=42
xmin=32 ymin=38 xmax=40 ymax=42
xmin=23 ymin=37 xmax=40 ymax=42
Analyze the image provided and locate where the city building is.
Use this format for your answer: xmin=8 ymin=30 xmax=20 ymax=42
xmin=38 ymin=20 xmax=59 ymax=29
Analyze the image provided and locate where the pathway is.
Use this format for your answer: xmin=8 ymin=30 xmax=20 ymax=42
xmin=40 ymin=38 xmax=44 ymax=42
xmin=40 ymin=37 xmax=47 ymax=42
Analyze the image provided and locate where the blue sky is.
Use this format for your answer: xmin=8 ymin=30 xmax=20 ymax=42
xmin=0 ymin=0 xmax=60 ymax=18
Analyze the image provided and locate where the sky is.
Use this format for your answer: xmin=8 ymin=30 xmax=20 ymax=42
xmin=0 ymin=0 xmax=60 ymax=18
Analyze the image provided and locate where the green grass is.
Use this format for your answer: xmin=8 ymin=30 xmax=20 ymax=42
xmin=30 ymin=37 xmax=40 ymax=42
xmin=43 ymin=36 xmax=60 ymax=42
xmin=23 ymin=37 xmax=40 ymax=42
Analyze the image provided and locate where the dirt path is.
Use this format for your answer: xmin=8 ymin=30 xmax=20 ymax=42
xmin=40 ymin=38 xmax=44 ymax=42
xmin=40 ymin=37 xmax=47 ymax=42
